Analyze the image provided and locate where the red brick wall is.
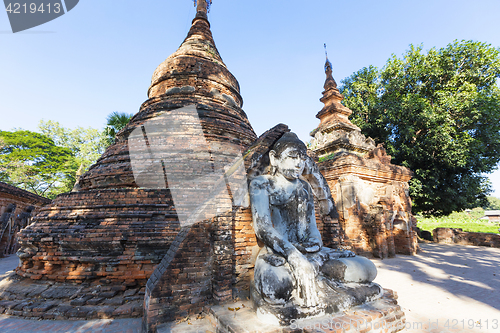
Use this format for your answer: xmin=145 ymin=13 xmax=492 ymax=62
xmin=0 ymin=182 xmax=50 ymax=257
xmin=319 ymin=166 xmax=417 ymax=258
xmin=16 ymin=188 xmax=179 ymax=286
xmin=142 ymin=221 xmax=213 ymax=331
xmin=232 ymin=207 xmax=257 ymax=296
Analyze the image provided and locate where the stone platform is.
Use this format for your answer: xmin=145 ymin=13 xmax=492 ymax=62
xmin=0 ymin=272 xmax=143 ymax=320
xmin=0 ymin=254 xmax=404 ymax=332
xmin=158 ymin=289 xmax=404 ymax=333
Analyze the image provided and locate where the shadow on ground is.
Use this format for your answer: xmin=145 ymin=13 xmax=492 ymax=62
xmin=377 ymin=243 xmax=500 ymax=311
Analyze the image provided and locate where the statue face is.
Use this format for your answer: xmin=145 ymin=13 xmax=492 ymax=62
xmin=271 ymin=146 xmax=306 ymax=180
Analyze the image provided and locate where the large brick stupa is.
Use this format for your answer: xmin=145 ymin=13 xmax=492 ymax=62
xmin=16 ymin=0 xmax=257 ymax=289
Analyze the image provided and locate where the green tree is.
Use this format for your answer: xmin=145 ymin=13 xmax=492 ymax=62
xmin=340 ymin=40 xmax=500 ymax=216
xmin=37 ymin=120 xmax=106 ymax=173
xmin=104 ymin=111 xmax=133 ymax=146
xmin=0 ymin=130 xmax=76 ymax=198
xmin=484 ymin=196 xmax=500 ymax=210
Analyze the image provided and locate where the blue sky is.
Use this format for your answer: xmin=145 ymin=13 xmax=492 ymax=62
xmin=1 ymin=0 xmax=500 ymax=195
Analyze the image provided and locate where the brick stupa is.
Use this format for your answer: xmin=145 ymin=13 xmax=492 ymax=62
xmin=309 ymin=56 xmax=417 ymax=258
xmin=16 ymin=0 xmax=256 ymax=289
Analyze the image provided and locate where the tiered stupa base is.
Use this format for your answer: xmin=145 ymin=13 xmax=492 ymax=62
xmin=157 ymin=289 xmax=405 ymax=333
xmin=0 ymin=271 xmax=143 ymax=320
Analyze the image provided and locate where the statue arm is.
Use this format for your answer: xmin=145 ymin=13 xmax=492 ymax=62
xmin=302 ymin=156 xmax=339 ymax=219
xmin=249 ymin=177 xmax=297 ymax=258
xmin=307 ymin=224 xmax=323 ymax=249
xmin=303 ymin=180 xmax=323 ymax=250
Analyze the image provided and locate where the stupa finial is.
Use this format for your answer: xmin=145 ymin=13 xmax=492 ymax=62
xmin=323 ymin=43 xmax=337 ymax=90
xmin=324 ymin=43 xmax=333 ymax=74
xmin=194 ymin=0 xmax=212 ymax=14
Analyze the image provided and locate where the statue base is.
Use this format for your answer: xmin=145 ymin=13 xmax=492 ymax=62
xmin=250 ymin=279 xmax=383 ymax=326
xmin=157 ymin=289 xmax=405 ymax=333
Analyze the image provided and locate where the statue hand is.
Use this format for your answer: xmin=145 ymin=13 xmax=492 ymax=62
xmin=293 ymin=243 xmax=318 ymax=254
xmin=319 ymin=199 xmax=332 ymax=215
xmin=287 ymin=250 xmax=319 ymax=307
xmin=303 ymin=237 xmax=321 ymax=253
xmin=293 ymin=243 xmax=307 ymax=254
xmin=293 ymin=238 xmax=321 ymax=254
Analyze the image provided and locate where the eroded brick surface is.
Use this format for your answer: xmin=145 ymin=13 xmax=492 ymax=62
xmin=16 ymin=189 xmax=180 ymax=286
xmin=433 ymin=228 xmax=500 ymax=247
xmin=0 ymin=182 xmax=51 ymax=257
xmin=0 ymin=272 xmax=144 ymax=320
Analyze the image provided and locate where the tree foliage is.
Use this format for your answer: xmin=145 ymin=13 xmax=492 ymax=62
xmin=104 ymin=111 xmax=133 ymax=146
xmin=0 ymin=130 xmax=76 ymax=198
xmin=484 ymin=196 xmax=500 ymax=210
xmin=38 ymin=120 xmax=106 ymax=173
xmin=1 ymin=122 xmax=107 ymax=199
xmin=340 ymin=40 xmax=500 ymax=216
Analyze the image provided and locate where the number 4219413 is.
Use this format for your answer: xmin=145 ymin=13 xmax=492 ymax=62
xmin=5 ymin=2 xmax=61 ymax=14
xmin=444 ymin=319 xmax=499 ymax=330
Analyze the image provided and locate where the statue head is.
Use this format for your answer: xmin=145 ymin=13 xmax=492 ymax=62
xmin=269 ymin=132 xmax=308 ymax=180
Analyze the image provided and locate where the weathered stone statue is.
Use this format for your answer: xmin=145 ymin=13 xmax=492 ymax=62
xmin=249 ymin=132 xmax=381 ymax=325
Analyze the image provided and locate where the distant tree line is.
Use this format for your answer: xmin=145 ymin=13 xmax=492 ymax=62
xmin=0 ymin=112 xmax=132 ymax=199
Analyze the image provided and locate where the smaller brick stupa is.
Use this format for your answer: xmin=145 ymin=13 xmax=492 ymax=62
xmin=309 ymin=53 xmax=418 ymax=258
xmin=0 ymin=182 xmax=51 ymax=257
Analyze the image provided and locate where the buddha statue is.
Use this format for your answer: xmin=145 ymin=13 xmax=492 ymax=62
xmin=248 ymin=132 xmax=381 ymax=325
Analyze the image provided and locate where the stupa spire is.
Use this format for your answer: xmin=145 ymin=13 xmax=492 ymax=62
xmin=309 ymin=46 xmax=360 ymax=140
xmin=148 ymin=0 xmax=244 ymax=107
xmin=323 ymin=43 xmax=337 ymax=90
xmin=194 ymin=0 xmax=212 ymax=20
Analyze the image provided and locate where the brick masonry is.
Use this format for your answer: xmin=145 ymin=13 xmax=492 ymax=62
xmin=433 ymin=227 xmax=500 ymax=248
xmin=309 ymin=58 xmax=418 ymax=258
xmin=16 ymin=188 xmax=179 ymax=285
xmin=0 ymin=182 xmax=51 ymax=257
xmin=0 ymin=271 xmax=144 ymax=320
xmin=318 ymin=151 xmax=418 ymax=258
xmin=15 ymin=2 xmax=257 ymax=292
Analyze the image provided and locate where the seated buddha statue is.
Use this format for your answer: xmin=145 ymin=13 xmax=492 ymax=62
xmin=248 ymin=132 xmax=381 ymax=324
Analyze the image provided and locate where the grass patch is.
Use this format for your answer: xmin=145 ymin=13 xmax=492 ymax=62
xmin=417 ymin=208 xmax=500 ymax=234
